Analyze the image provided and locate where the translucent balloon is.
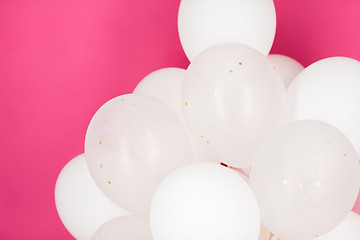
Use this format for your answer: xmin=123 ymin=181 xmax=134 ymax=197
xmin=178 ymin=0 xmax=276 ymax=61
xmin=181 ymin=43 xmax=286 ymax=168
xmin=249 ymin=120 xmax=360 ymax=240
xmin=55 ymin=154 xmax=130 ymax=240
xmin=90 ymin=215 xmax=152 ymax=240
xmin=134 ymin=68 xmax=218 ymax=163
xmin=85 ymin=94 xmax=193 ymax=214
xmin=268 ymin=54 xmax=304 ymax=88
xmin=286 ymin=57 xmax=360 ymax=157
xmin=150 ymin=162 xmax=261 ymax=240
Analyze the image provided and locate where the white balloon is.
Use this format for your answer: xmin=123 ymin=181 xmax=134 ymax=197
xmin=134 ymin=68 xmax=185 ymax=116
xmin=134 ymin=67 xmax=218 ymax=163
xmin=268 ymin=54 xmax=304 ymax=88
xmin=85 ymin=94 xmax=193 ymax=214
xmin=271 ymin=212 xmax=360 ymax=240
xmin=90 ymin=215 xmax=152 ymax=240
xmin=181 ymin=43 xmax=285 ymax=168
xmin=150 ymin=162 xmax=261 ymax=240
xmin=178 ymin=0 xmax=276 ymax=61
xmin=55 ymin=154 xmax=130 ymax=240
xmin=230 ymin=168 xmax=272 ymax=240
xmin=286 ymin=57 xmax=360 ymax=157
xmin=317 ymin=212 xmax=360 ymax=240
xmin=249 ymin=120 xmax=360 ymax=240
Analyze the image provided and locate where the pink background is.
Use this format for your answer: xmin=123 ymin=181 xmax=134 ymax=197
xmin=1 ymin=0 xmax=360 ymax=239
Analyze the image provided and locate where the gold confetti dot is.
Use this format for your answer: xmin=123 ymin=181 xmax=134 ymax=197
xmin=108 ymin=181 xmax=111 ymax=184
xmin=283 ymin=179 xmax=288 ymax=185
xmin=249 ymin=166 xmax=252 ymax=171
xmin=229 ymin=69 xmax=233 ymax=73
xmin=311 ymin=171 xmax=316 ymax=175
xmin=100 ymin=164 xmax=103 ymax=168
xmin=239 ymin=62 xmax=243 ymax=65
xmin=273 ymin=67 xmax=276 ymax=70
xmin=99 ymin=141 xmax=102 ymax=144
xmin=315 ymin=235 xmax=319 ymax=238
xmin=328 ymin=141 xmax=332 ymax=144
xmin=233 ymin=138 xmax=237 ymax=142
xmin=256 ymin=123 xmax=261 ymax=127
xmin=132 ymin=103 xmax=136 ymax=106
xmin=315 ymin=182 xmax=320 ymax=187
xmin=299 ymin=183 xmax=304 ymax=188
xmin=185 ymin=102 xmax=188 ymax=106
xmin=314 ymin=157 xmax=319 ymax=162
xmin=201 ymin=136 xmax=204 ymax=139
xmin=121 ymin=98 xmax=125 ymax=101
xmin=206 ymin=141 xmax=209 ymax=144
xmin=344 ymin=153 xmax=347 ymax=157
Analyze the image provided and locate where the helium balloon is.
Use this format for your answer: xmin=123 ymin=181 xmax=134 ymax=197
xmin=55 ymin=154 xmax=130 ymax=240
xmin=286 ymin=57 xmax=360 ymax=157
xmin=90 ymin=215 xmax=152 ymax=240
xmin=178 ymin=0 xmax=276 ymax=61
xmin=181 ymin=43 xmax=285 ymax=168
xmin=134 ymin=67 xmax=218 ymax=163
xmin=134 ymin=67 xmax=185 ymax=116
xmin=271 ymin=212 xmax=360 ymax=240
xmin=249 ymin=120 xmax=360 ymax=240
xmin=150 ymin=162 xmax=261 ymax=240
xmin=268 ymin=54 xmax=304 ymax=88
xmin=316 ymin=212 xmax=360 ymax=240
xmin=85 ymin=94 xmax=193 ymax=214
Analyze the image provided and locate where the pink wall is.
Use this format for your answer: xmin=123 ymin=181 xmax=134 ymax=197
xmin=0 ymin=0 xmax=359 ymax=239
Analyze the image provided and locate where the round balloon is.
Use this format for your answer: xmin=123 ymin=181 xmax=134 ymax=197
xmin=85 ymin=94 xmax=193 ymax=214
xmin=134 ymin=68 xmax=218 ymax=163
xmin=90 ymin=215 xmax=152 ymax=240
xmin=55 ymin=154 xmax=131 ymax=240
xmin=134 ymin=67 xmax=185 ymax=116
xmin=249 ymin=120 xmax=360 ymax=240
xmin=178 ymin=0 xmax=276 ymax=61
xmin=181 ymin=43 xmax=285 ymax=168
xmin=150 ymin=162 xmax=261 ymax=240
xmin=317 ymin=212 xmax=360 ymax=240
xmin=271 ymin=212 xmax=360 ymax=240
xmin=268 ymin=54 xmax=304 ymax=88
xmin=286 ymin=57 xmax=360 ymax=157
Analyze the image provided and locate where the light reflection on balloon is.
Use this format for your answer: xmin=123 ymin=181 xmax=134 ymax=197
xmin=85 ymin=94 xmax=193 ymax=214
xmin=181 ymin=43 xmax=285 ymax=168
xmin=250 ymin=120 xmax=360 ymax=240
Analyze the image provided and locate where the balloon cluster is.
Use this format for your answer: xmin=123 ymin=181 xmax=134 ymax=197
xmin=55 ymin=1 xmax=360 ymax=239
